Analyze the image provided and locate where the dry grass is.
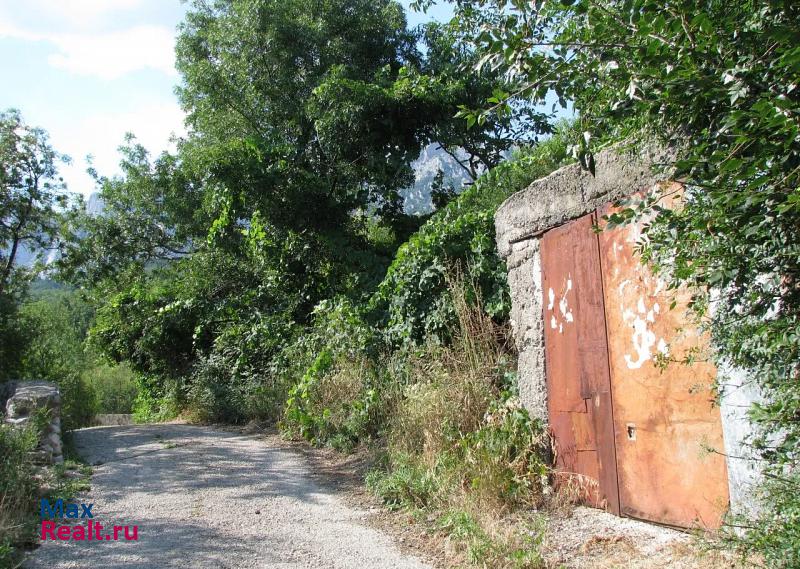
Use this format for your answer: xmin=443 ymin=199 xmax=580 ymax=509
xmin=388 ymin=273 xmax=506 ymax=466
xmin=555 ymin=537 xmax=743 ymax=569
xmin=372 ymin=272 xmax=553 ymax=567
xmin=388 ymin=273 xmax=508 ymax=470
xmin=311 ymin=356 xmax=373 ymax=431
xmin=388 ymin=368 xmax=494 ymax=466
xmin=0 ymin=492 xmax=34 ymax=566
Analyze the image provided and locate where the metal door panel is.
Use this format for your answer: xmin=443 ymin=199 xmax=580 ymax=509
xmin=541 ymin=214 xmax=620 ymax=514
xmin=597 ymin=197 xmax=729 ymax=528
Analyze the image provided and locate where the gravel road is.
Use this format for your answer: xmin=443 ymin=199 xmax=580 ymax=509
xmin=26 ymin=424 xmax=432 ymax=569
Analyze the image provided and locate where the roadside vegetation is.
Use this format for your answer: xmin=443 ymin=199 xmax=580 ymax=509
xmin=1 ymin=0 xmax=798 ymax=566
xmin=0 ymin=413 xmax=91 ymax=568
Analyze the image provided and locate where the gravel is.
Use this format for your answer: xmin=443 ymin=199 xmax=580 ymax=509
xmin=26 ymin=424 xmax=432 ymax=569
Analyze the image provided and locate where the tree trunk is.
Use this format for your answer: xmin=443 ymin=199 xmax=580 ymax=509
xmin=0 ymin=197 xmax=34 ymax=297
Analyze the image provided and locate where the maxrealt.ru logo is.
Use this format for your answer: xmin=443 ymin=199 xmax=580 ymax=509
xmin=40 ymin=499 xmax=139 ymax=542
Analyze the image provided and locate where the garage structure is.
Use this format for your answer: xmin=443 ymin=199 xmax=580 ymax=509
xmin=495 ymin=144 xmax=757 ymax=528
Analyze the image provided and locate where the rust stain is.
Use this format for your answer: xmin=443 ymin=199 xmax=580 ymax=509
xmin=596 ymin=188 xmax=729 ymax=529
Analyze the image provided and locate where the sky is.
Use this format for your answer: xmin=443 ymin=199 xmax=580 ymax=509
xmin=0 ymin=0 xmax=454 ymax=198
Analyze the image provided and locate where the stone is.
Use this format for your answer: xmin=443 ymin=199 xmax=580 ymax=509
xmin=3 ymin=381 xmax=64 ymax=466
xmin=5 ymin=416 xmax=30 ymax=427
xmin=30 ymin=450 xmax=51 ymax=465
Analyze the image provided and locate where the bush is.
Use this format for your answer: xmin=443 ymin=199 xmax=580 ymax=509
xmin=131 ymin=375 xmax=182 ymax=424
xmin=0 ymin=295 xmax=26 ymax=383
xmin=57 ymin=375 xmax=96 ymax=432
xmin=83 ymin=363 xmax=138 ymax=414
xmin=282 ymin=298 xmax=395 ymax=450
xmin=0 ymin=409 xmax=94 ymax=567
xmin=18 ymin=289 xmax=97 ymax=430
xmin=182 ymin=309 xmax=298 ymax=424
xmin=720 ymin=473 xmax=800 ymax=568
xmin=371 ymin=130 xmax=572 ymax=348
xmin=366 ymin=453 xmax=437 ymax=510
xmin=0 ymin=421 xmax=40 ymax=567
xmin=365 ymin=279 xmax=550 ymax=566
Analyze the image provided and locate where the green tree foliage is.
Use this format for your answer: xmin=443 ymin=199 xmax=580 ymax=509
xmin=174 ymin=0 xmax=538 ymax=229
xmin=0 ymin=110 xmax=78 ymax=383
xmin=0 ymin=292 xmax=26 ymax=382
xmin=20 ymin=289 xmax=96 ymax=430
xmin=372 ymin=130 xmax=570 ymax=346
xmin=62 ymin=0 xmax=542 ymax=421
xmin=59 ymin=138 xmax=205 ymax=286
xmin=418 ymin=0 xmax=799 ymax=563
xmin=0 ymin=109 xmax=74 ymax=297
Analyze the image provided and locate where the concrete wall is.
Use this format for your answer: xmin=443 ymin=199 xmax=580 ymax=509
xmin=494 ymin=142 xmax=760 ymax=516
xmin=718 ymin=364 xmax=765 ymax=517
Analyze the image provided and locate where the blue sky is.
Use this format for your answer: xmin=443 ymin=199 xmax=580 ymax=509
xmin=0 ymin=0 xmax=453 ymax=198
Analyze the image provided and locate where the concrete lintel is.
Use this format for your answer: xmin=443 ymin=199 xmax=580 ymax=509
xmin=495 ymin=142 xmax=676 ymax=259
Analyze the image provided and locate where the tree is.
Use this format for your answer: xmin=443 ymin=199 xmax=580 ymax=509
xmin=174 ymin=0 xmax=538 ymax=233
xmin=58 ymin=136 xmax=207 ymax=287
xmin=0 ymin=109 xmax=73 ymax=297
xmin=61 ymin=0 xmax=534 ymax=420
xmin=422 ymin=0 xmax=800 ymax=564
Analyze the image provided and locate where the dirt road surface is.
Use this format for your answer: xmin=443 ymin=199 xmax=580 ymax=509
xmin=26 ymin=424 xmax=432 ymax=569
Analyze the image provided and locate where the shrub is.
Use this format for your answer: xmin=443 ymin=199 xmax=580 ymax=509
xmin=0 ymin=421 xmax=40 ymax=567
xmin=282 ymin=298 xmax=394 ymax=450
xmin=381 ymin=280 xmax=546 ymax=497
xmin=366 ymin=453 xmax=437 ymax=510
xmin=720 ymin=473 xmax=800 ymax=568
xmin=83 ymin=363 xmax=138 ymax=414
xmin=132 ymin=375 xmax=182 ymax=424
xmin=365 ymin=279 xmax=550 ymax=566
xmin=184 ymin=311 xmax=298 ymax=424
xmin=0 ymin=295 xmax=26 ymax=383
xmin=371 ymin=130 xmax=572 ymax=348
xmin=18 ymin=289 xmax=97 ymax=430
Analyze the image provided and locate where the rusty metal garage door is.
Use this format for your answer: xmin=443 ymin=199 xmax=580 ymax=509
xmin=596 ymin=199 xmax=729 ymax=528
xmin=541 ymin=201 xmax=729 ymax=528
xmin=541 ymin=213 xmax=620 ymax=515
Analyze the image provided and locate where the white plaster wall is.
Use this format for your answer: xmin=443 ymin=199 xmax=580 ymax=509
xmin=718 ymin=363 xmax=764 ymax=516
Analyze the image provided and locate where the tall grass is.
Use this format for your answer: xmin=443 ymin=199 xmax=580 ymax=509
xmin=0 ymin=421 xmax=41 ymax=568
xmin=367 ymin=275 xmax=550 ymax=568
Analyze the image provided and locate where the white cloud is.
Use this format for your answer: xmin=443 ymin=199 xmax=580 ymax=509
xmin=52 ymin=102 xmax=187 ymax=196
xmin=0 ymin=2 xmax=177 ymax=80
xmin=0 ymin=20 xmax=39 ymax=42
xmin=47 ymin=26 xmax=177 ymax=79
xmin=0 ymin=0 xmax=145 ymax=29
xmin=0 ymin=1 xmax=186 ymax=196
